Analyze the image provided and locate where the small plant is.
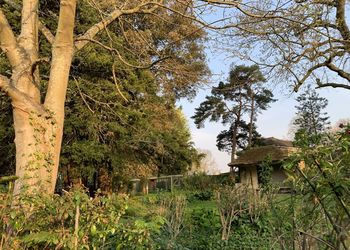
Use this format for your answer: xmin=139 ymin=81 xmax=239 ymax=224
xmin=159 ymin=194 xmax=187 ymax=246
xmin=191 ymin=190 xmax=214 ymax=201
xmin=215 ymin=185 xmax=248 ymax=241
xmin=257 ymin=155 xmax=273 ymax=190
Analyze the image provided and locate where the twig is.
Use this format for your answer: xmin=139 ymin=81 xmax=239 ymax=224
xmin=112 ymin=61 xmax=129 ymax=103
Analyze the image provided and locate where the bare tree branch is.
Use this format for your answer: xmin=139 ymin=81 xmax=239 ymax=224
xmin=74 ymin=37 xmax=170 ymax=69
xmin=0 ymin=8 xmax=23 ymax=67
xmin=315 ymin=80 xmax=350 ymax=90
xmin=0 ymin=74 xmax=45 ymax=113
xmin=39 ymin=22 xmax=55 ymax=44
xmin=201 ymin=0 xmax=239 ymax=7
xmin=311 ymin=0 xmax=336 ymax=7
xmin=112 ymin=61 xmax=129 ymax=103
xmin=205 ymin=0 xmax=350 ymax=91
xmin=3 ymin=0 xmax=55 ymax=44
xmin=74 ymin=1 xmax=162 ymax=51
xmin=18 ymin=0 xmax=39 ymax=62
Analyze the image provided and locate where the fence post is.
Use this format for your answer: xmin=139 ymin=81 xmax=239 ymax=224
xmin=170 ymin=176 xmax=174 ymax=192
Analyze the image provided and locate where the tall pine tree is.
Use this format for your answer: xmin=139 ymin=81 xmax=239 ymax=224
xmin=192 ymin=65 xmax=275 ymax=163
xmin=293 ymin=86 xmax=330 ymax=142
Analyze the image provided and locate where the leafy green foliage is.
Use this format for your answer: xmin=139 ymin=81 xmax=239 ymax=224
xmin=257 ymin=155 xmax=273 ymax=189
xmin=0 ymin=188 xmax=163 ymax=249
xmin=285 ymin=125 xmax=350 ymax=248
xmin=191 ymin=190 xmax=214 ymax=201
xmin=3 ymin=182 xmax=333 ymax=249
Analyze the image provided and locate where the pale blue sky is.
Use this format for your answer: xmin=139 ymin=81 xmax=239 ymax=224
xmin=178 ymin=48 xmax=350 ymax=173
xmin=175 ymin=2 xmax=350 ymax=173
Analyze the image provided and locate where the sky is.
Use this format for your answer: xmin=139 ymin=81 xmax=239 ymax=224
xmin=178 ymin=48 xmax=350 ymax=173
xmin=175 ymin=3 xmax=350 ymax=174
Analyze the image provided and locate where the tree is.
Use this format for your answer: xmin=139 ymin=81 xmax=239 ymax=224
xmin=192 ymin=65 xmax=274 ymax=163
xmin=216 ymin=121 xmax=261 ymax=153
xmin=0 ymin=0 xmax=207 ymax=196
xmin=293 ymin=85 xmax=330 ymax=140
xmin=200 ymin=0 xmax=350 ymax=91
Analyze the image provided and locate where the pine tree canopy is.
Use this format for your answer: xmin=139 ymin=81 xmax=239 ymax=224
xmin=293 ymin=86 xmax=330 ymax=138
xmin=192 ymin=65 xmax=275 ymax=160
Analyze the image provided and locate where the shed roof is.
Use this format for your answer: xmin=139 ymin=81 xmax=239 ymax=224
xmin=259 ymin=137 xmax=293 ymax=147
xmin=229 ymin=138 xmax=297 ymax=167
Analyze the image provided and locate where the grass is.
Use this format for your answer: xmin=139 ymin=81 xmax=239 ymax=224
xmin=187 ymin=200 xmax=217 ymax=211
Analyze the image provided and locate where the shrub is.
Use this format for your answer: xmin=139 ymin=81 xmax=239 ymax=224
xmin=158 ymin=194 xmax=187 ymax=245
xmin=183 ymin=173 xmax=214 ymax=191
xmin=0 ymin=188 xmax=162 ymax=249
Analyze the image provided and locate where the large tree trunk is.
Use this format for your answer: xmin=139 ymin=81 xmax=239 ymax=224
xmin=12 ymin=106 xmax=58 ymax=195
xmin=231 ymin=91 xmax=243 ymax=163
xmin=248 ymin=92 xmax=255 ymax=147
xmin=10 ymin=0 xmax=76 ymax=195
xmin=231 ymin=121 xmax=238 ymax=163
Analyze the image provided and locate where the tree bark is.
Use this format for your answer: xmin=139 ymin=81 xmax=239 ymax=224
xmin=231 ymin=91 xmax=243 ymax=163
xmin=248 ymin=90 xmax=254 ymax=147
xmin=10 ymin=0 xmax=77 ymax=195
xmin=231 ymin=121 xmax=238 ymax=163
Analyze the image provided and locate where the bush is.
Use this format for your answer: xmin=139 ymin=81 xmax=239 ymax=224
xmin=0 ymin=188 xmax=163 ymax=249
xmin=187 ymin=190 xmax=214 ymax=202
xmin=183 ymin=173 xmax=214 ymax=191
xmin=183 ymin=173 xmax=234 ymax=192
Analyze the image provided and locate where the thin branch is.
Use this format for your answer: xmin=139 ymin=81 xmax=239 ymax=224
xmin=201 ymin=0 xmax=239 ymax=7
xmin=298 ymin=231 xmax=336 ymax=249
xmin=74 ymin=1 xmax=162 ymax=51
xmin=112 ymin=61 xmax=129 ymax=103
xmin=326 ymin=63 xmax=350 ymax=81
xmin=39 ymin=22 xmax=55 ymax=44
xmin=295 ymin=165 xmax=347 ymax=249
xmin=315 ymin=80 xmax=350 ymax=90
xmin=75 ymin=37 xmax=170 ymax=69
xmin=73 ymin=77 xmax=94 ymax=113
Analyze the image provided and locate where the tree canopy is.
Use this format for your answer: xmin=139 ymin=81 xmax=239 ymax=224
xmin=201 ymin=0 xmax=350 ymax=91
xmin=0 ymin=0 xmax=208 ymax=194
xmin=292 ymin=85 xmax=330 ymax=145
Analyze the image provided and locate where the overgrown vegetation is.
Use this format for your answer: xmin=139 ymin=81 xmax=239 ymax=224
xmin=285 ymin=125 xmax=350 ymax=249
xmin=0 ymin=0 xmax=349 ymax=249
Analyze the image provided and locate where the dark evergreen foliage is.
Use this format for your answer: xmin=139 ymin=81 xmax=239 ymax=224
xmin=192 ymin=65 xmax=275 ymax=159
xmin=216 ymin=121 xmax=261 ymax=153
xmin=293 ymin=86 xmax=330 ymax=138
